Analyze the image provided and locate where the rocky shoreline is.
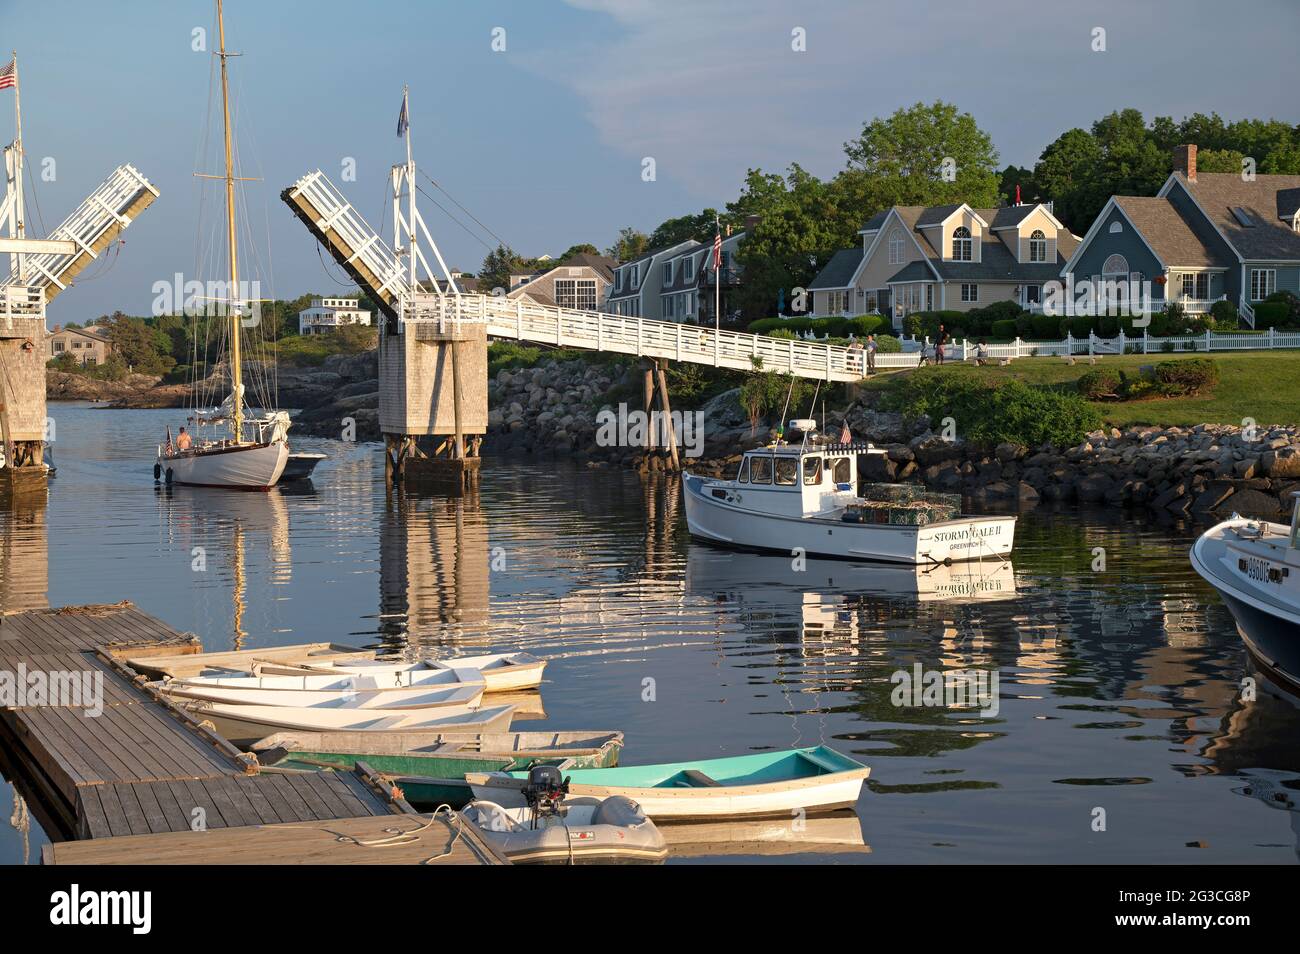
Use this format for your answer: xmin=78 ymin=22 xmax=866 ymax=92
xmin=51 ymin=350 xmax=1300 ymax=519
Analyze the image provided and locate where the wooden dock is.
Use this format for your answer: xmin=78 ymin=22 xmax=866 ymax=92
xmin=0 ymin=603 xmax=501 ymax=864
xmin=42 ymin=812 xmax=506 ymax=865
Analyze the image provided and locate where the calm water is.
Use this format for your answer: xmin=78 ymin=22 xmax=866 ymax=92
xmin=2 ymin=403 xmax=1299 ymax=865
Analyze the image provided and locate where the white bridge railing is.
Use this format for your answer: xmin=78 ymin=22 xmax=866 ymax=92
xmin=406 ymin=294 xmax=870 ymax=382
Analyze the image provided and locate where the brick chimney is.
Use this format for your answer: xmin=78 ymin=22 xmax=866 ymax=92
xmin=744 ymin=214 xmax=761 ymax=233
xmin=1173 ymin=143 xmax=1197 ymax=183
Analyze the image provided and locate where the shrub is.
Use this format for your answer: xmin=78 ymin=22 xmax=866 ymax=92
xmin=1154 ymin=358 xmax=1219 ymax=396
xmin=1077 ymin=368 xmax=1121 ymax=400
xmin=1265 ymin=290 xmax=1300 ymax=326
xmin=990 ymin=319 xmax=1018 ymax=339
xmin=879 ymin=368 xmax=1102 ymax=448
xmin=1030 ymin=314 xmax=1061 ymax=339
xmin=1068 ymin=315 xmax=1094 ymax=338
xmin=1210 ymin=299 xmax=1239 ymax=328
xmin=1098 ymin=315 xmax=1120 ymax=337
xmin=1253 ymin=301 xmax=1290 ymax=329
xmin=767 ymin=328 xmax=798 ymax=340
xmin=1160 ymin=340 xmax=1176 ymax=353
xmin=875 ymin=334 xmax=902 ymax=353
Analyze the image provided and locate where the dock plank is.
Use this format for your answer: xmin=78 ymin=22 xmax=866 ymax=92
xmin=45 ymin=813 xmax=506 ymax=865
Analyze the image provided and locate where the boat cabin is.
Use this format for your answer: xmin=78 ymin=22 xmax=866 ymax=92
xmin=719 ymin=440 xmax=875 ymax=517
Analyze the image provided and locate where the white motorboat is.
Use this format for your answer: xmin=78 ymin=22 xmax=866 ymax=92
xmin=683 ymin=427 xmax=1015 ymax=565
xmin=1190 ymin=492 xmax=1300 ymax=692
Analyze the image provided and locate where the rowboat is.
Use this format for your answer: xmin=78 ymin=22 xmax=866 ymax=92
xmin=179 ymin=700 xmax=516 ymax=746
xmin=464 ymin=746 xmax=869 ymax=820
xmin=159 ymin=675 xmax=486 ymax=712
xmin=123 ymin=642 xmax=377 ymax=680
xmin=155 ymin=665 xmax=486 ymax=708
xmin=462 ymin=796 xmax=667 ymax=864
xmin=663 ymin=815 xmax=871 ymax=858
xmin=252 ymin=730 xmax=624 ymax=807
xmin=270 ymin=651 xmax=547 ymax=693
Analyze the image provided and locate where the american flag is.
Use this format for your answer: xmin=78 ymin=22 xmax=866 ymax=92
xmin=396 ymin=90 xmax=409 ymax=137
xmin=0 ymin=60 xmax=15 ymax=91
xmin=712 ymin=224 xmax=722 ymax=270
xmin=838 ymin=423 xmax=852 ymax=445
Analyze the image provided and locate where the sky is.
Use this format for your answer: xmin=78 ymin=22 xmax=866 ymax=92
xmin=3 ymin=0 xmax=1299 ymax=321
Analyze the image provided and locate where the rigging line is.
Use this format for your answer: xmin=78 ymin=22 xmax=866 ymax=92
xmin=315 ymin=241 xmax=355 ymax=287
xmin=417 ymin=168 xmax=508 ymax=249
xmin=19 ymin=149 xmax=47 ymax=238
xmin=414 ymin=183 xmax=496 ymax=253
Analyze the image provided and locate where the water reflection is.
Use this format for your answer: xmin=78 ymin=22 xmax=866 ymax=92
xmin=0 ymin=488 xmax=48 ymax=614
xmin=3 ymin=406 xmax=1300 ymax=863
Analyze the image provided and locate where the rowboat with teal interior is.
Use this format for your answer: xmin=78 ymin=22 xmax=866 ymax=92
xmin=463 ymin=745 xmax=869 ymax=820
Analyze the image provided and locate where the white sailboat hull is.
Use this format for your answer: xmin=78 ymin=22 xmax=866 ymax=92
xmin=160 ymin=441 xmax=288 ymax=490
xmin=683 ymin=473 xmax=1015 ymax=564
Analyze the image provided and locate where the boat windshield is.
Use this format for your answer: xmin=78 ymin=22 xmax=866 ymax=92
xmin=775 ymin=458 xmax=798 ymax=485
xmin=831 ymin=457 xmax=851 ymax=484
xmin=749 ymin=456 xmax=773 ymax=484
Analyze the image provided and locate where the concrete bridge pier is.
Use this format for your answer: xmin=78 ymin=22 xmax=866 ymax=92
xmin=380 ymin=321 xmax=487 ymax=493
xmin=0 ymin=312 xmax=48 ymax=494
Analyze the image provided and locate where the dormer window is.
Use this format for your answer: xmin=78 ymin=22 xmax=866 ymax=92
xmin=888 ymin=228 xmax=905 ymax=265
xmin=663 ymin=261 xmax=673 ymax=285
xmin=952 ymin=226 xmax=972 ymax=261
xmin=631 ymin=264 xmax=640 ymax=289
xmin=683 ymin=256 xmax=694 ymax=282
xmin=1029 ymin=229 xmax=1047 ymax=263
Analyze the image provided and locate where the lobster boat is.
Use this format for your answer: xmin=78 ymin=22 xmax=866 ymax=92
xmin=683 ymin=423 xmax=1015 ymax=565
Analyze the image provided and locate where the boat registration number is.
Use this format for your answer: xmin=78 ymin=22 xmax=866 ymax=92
xmin=1240 ymin=555 xmax=1287 ymax=584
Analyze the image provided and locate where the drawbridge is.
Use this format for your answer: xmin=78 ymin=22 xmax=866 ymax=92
xmin=283 ymin=168 xmax=862 ymax=383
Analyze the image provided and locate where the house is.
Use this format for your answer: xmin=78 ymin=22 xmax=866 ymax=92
xmin=47 ymin=325 xmax=111 ymax=366
xmin=658 ymin=227 xmax=749 ymax=324
xmin=604 ymin=240 xmax=696 ymax=319
xmin=809 ymin=203 xmax=1078 ymax=327
xmin=505 ymin=252 xmax=617 ymax=310
xmin=1064 ymin=145 xmax=1300 ymax=324
xmin=297 ymin=297 xmax=373 ymax=335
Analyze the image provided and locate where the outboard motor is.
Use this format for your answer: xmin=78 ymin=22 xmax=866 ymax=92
xmin=522 ymin=764 xmax=569 ymax=827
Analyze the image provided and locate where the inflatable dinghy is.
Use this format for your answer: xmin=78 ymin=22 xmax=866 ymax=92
xmin=462 ymin=795 xmax=667 ymax=864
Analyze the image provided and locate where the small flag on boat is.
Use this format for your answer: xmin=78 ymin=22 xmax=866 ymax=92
xmin=0 ymin=60 xmax=15 ymax=91
xmin=164 ymin=425 xmax=173 ymax=456
xmin=396 ymin=90 xmax=409 ymax=137
xmin=839 ymin=423 xmax=851 ymax=445
xmin=712 ymin=220 xmax=722 ymax=270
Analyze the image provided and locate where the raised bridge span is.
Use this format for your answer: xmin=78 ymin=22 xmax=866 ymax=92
xmin=283 ymin=168 xmax=866 ymax=383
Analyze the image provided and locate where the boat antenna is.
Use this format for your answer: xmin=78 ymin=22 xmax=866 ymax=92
xmin=776 ymin=378 xmax=795 ymax=446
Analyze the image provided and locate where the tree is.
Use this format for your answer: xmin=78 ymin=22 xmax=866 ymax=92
xmin=1196 ymin=148 xmax=1247 ymax=174
xmin=97 ymin=312 xmax=176 ymax=375
xmin=606 ymin=227 xmax=649 ymax=262
xmin=842 ymin=100 xmax=1001 ymax=208
xmin=998 ymin=165 xmax=1038 ymax=205
xmin=1033 ymin=128 xmax=1105 ymax=231
xmin=557 ymin=243 xmax=599 ymax=261
xmin=477 ymin=244 xmax=524 ymax=294
xmin=648 ymin=210 xmax=719 ymax=250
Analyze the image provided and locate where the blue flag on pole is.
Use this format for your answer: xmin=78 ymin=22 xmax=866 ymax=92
xmin=396 ymin=92 xmax=409 ymax=137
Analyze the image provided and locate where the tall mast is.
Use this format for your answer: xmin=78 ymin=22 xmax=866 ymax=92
xmin=216 ymin=0 xmax=243 ymax=442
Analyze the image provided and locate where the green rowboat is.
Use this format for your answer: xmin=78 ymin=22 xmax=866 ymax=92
xmin=252 ymin=730 xmax=624 ymax=808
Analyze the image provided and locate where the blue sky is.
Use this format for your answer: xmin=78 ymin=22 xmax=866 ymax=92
xmin=3 ymin=0 xmax=1298 ymax=320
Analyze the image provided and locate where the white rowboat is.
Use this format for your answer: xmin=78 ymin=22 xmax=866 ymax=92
xmin=181 ymin=701 xmax=516 ymax=746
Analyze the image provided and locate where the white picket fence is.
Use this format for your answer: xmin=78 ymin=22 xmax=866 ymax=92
xmin=906 ymin=327 xmax=1300 ymax=362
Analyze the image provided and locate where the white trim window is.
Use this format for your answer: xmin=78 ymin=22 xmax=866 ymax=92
xmin=683 ymin=256 xmax=695 ymax=282
xmin=888 ymin=228 xmax=905 ymax=265
xmin=555 ymin=279 xmax=597 ymax=310
xmin=630 ymin=264 xmax=640 ymax=289
xmin=824 ymin=290 xmax=848 ymax=314
xmin=1180 ymin=273 xmax=1209 ymax=299
xmin=960 ymin=283 xmax=978 ymax=302
xmin=1251 ymin=268 xmax=1277 ymax=301
xmin=1028 ymin=229 xmax=1047 ymax=263
xmin=662 ymin=262 xmax=673 ymax=285
xmin=951 ymin=226 xmax=973 ymax=261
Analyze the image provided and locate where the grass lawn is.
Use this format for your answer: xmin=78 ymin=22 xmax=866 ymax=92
xmin=863 ymin=350 xmax=1300 ymax=428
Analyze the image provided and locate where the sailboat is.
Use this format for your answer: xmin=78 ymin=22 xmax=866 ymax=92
xmin=156 ymin=0 xmax=288 ymax=490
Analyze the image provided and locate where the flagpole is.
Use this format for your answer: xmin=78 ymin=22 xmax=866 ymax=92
xmin=714 ymin=215 xmax=720 ymax=334
xmin=12 ymin=50 xmax=24 ymax=282
xmin=404 ymin=85 xmax=415 ymax=299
